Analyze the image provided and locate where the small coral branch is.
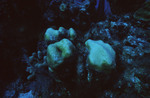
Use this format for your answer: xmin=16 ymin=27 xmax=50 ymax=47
xmin=23 ymin=50 xmax=47 ymax=80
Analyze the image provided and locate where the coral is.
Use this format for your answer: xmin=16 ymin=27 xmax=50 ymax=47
xmin=47 ymin=38 xmax=75 ymax=70
xmin=23 ymin=14 xmax=150 ymax=97
xmin=121 ymin=35 xmax=150 ymax=68
xmin=59 ymin=3 xmax=67 ymax=12
xmin=44 ymin=28 xmax=61 ymax=41
xmin=68 ymin=28 xmax=77 ymax=40
xmin=85 ymin=39 xmax=116 ymax=72
xmin=25 ymin=50 xmax=47 ymax=80
xmin=44 ymin=27 xmax=77 ymax=41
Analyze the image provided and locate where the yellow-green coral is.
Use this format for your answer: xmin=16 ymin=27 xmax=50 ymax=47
xmin=85 ymin=39 xmax=116 ymax=72
xmin=47 ymin=38 xmax=75 ymax=69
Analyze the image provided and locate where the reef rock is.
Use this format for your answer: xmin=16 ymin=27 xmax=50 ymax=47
xmin=85 ymin=39 xmax=116 ymax=72
xmin=47 ymin=38 xmax=75 ymax=69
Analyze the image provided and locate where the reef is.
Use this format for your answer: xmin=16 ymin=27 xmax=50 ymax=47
xmin=21 ymin=14 xmax=150 ymax=97
xmin=0 ymin=0 xmax=150 ymax=98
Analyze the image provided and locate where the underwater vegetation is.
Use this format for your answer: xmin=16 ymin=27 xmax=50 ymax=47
xmin=134 ymin=0 xmax=150 ymax=22
xmin=0 ymin=0 xmax=150 ymax=98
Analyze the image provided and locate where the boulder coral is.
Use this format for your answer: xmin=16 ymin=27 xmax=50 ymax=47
xmin=47 ymin=38 xmax=75 ymax=70
xmin=85 ymin=39 xmax=116 ymax=72
xmin=44 ymin=28 xmax=60 ymax=41
xmin=44 ymin=27 xmax=76 ymax=41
